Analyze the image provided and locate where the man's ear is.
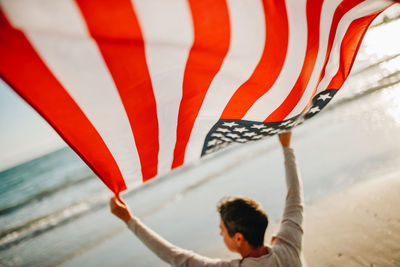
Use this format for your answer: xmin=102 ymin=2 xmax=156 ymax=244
xmin=233 ymin=232 xmax=245 ymax=246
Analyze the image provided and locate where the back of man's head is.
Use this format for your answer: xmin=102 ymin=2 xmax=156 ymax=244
xmin=217 ymin=197 xmax=268 ymax=248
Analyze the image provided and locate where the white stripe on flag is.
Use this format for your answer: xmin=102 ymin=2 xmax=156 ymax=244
xmin=1 ymin=0 xmax=143 ymax=187
xmin=242 ymin=0 xmax=308 ymax=121
xmin=184 ymin=0 xmax=266 ymax=163
xmin=286 ymin=0 xmax=342 ymax=118
xmin=314 ymin=0 xmax=393 ymax=96
xmin=132 ymin=0 xmax=193 ymax=177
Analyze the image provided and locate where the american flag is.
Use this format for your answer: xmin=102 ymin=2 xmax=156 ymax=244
xmin=0 ymin=0 xmax=396 ymax=193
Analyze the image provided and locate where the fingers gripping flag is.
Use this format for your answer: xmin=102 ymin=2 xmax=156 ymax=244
xmin=0 ymin=0 xmax=396 ymax=193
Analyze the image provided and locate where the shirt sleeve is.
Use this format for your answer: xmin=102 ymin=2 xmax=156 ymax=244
xmin=127 ymin=217 xmax=239 ymax=267
xmin=273 ymin=147 xmax=304 ymax=253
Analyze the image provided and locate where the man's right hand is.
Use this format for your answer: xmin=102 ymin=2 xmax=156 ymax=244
xmin=278 ymin=131 xmax=292 ymax=148
xmin=110 ymin=196 xmax=133 ymax=224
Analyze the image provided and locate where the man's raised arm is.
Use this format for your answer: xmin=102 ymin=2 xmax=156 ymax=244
xmin=110 ymin=197 xmax=236 ymax=267
xmin=273 ymin=131 xmax=304 ymax=254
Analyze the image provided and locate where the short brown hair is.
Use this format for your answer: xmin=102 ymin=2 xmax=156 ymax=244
xmin=217 ymin=197 xmax=268 ymax=248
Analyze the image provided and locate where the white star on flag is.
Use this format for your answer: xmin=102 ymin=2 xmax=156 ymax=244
xmin=261 ymin=128 xmax=274 ymax=133
xmin=243 ymin=132 xmax=256 ymax=137
xmin=310 ymin=106 xmax=320 ymax=114
xmin=227 ymin=133 xmax=240 ymax=139
xmin=216 ymin=128 xmax=230 ymax=133
xmin=233 ymin=127 xmax=248 ymax=133
xmin=251 ymin=124 xmax=266 ymax=129
xmin=211 ymin=133 xmax=224 ymax=138
xmin=280 ymin=120 xmax=292 ymax=127
xmin=207 ymin=139 xmax=218 ymax=146
xmin=270 ymin=129 xmax=281 ymax=134
xmin=318 ymin=93 xmax=332 ymax=101
xmin=223 ymin=122 xmax=239 ymax=128
xmin=221 ymin=137 xmax=232 ymax=142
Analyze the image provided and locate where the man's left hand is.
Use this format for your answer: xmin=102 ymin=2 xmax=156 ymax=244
xmin=110 ymin=196 xmax=133 ymax=224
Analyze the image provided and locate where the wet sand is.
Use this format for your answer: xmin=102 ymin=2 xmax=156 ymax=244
xmin=302 ymin=173 xmax=400 ymax=267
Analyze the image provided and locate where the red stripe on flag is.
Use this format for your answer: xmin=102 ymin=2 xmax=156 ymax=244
xmin=0 ymin=10 xmax=126 ymax=194
xmin=171 ymin=0 xmax=230 ymax=169
xmin=302 ymin=0 xmax=365 ymax=110
xmin=326 ymin=11 xmax=385 ymax=90
xmin=265 ymin=0 xmax=324 ymax=122
xmin=220 ymin=0 xmax=289 ymax=119
xmin=76 ymin=0 xmax=159 ymax=182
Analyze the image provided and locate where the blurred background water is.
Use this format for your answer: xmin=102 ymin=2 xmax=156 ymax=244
xmin=1 ymin=6 xmax=400 ymax=267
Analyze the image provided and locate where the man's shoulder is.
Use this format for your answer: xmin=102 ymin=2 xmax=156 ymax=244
xmin=270 ymin=242 xmax=303 ymax=266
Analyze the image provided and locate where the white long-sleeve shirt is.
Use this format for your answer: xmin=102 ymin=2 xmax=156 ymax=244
xmin=127 ymin=147 xmax=304 ymax=266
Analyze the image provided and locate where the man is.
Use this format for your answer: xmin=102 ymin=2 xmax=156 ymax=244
xmin=110 ymin=131 xmax=304 ymax=266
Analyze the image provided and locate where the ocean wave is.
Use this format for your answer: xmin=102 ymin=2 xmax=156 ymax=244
xmin=0 ymin=174 xmax=95 ymax=216
xmin=0 ymin=192 xmax=109 ymax=251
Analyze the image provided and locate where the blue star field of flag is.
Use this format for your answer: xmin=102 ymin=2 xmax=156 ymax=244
xmin=201 ymin=89 xmax=338 ymax=155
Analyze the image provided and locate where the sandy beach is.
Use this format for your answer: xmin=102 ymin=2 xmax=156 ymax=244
xmin=302 ymin=172 xmax=400 ymax=267
xmin=263 ymin=171 xmax=400 ymax=267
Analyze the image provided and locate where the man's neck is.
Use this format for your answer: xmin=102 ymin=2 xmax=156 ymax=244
xmin=240 ymin=245 xmax=269 ymax=258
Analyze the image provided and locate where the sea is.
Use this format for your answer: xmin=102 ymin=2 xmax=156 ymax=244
xmin=1 ymin=8 xmax=400 ymax=267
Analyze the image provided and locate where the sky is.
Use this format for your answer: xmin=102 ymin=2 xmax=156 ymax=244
xmin=0 ymin=80 xmax=65 ymax=171
xmin=1 ymin=5 xmax=399 ymax=172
